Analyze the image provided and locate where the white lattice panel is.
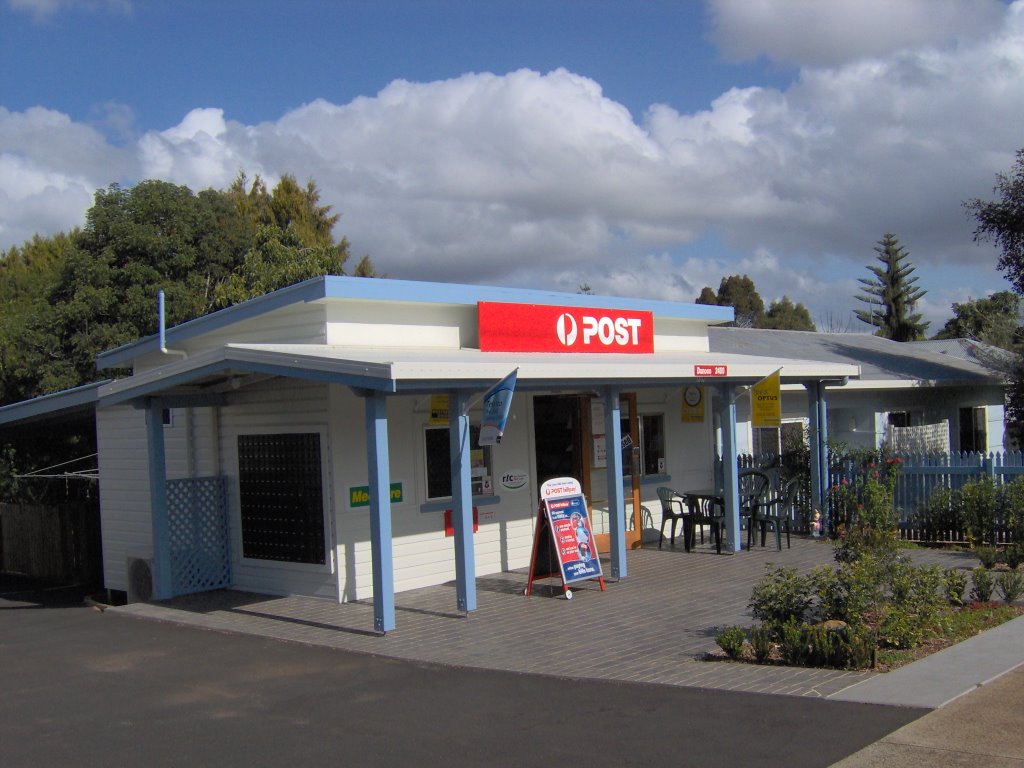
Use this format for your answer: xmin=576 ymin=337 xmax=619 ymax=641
xmin=167 ymin=476 xmax=231 ymax=595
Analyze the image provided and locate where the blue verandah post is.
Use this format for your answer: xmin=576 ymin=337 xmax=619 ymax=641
xmin=365 ymin=390 xmax=395 ymax=633
xmin=603 ymin=386 xmax=627 ymax=579
xmin=719 ymin=384 xmax=741 ymax=552
xmin=450 ymin=390 xmax=477 ymax=612
xmin=818 ymin=384 xmax=830 ymax=531
xmin=805 ymin=381 xmax=823 ymax=522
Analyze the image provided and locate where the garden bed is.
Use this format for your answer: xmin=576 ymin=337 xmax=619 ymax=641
xmin=706 ymin=601 xmax=1023 ymax=672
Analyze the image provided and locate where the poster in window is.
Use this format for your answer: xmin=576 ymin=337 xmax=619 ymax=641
xmin=592 ymin=434 xmax=607 ymax=468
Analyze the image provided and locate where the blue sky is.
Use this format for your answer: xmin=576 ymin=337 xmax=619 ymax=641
xmin=2 ymin=0 xmax=1023 ymax=332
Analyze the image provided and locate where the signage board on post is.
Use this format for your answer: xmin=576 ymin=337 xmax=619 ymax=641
xmin=525 ymin=477 xmax=606 ymax=598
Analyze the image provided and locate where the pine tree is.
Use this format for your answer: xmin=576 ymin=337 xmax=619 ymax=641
xmin=854 ymin=233 xmax=928 ymax=341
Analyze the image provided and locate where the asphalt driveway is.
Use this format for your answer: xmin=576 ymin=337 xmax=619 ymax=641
xmin=0 ymin=577 xmax=925 ymax=768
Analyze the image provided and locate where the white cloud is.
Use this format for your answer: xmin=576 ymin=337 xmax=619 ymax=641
xmin=2 ymin=5 xmax=1024 ymax=331
xmin=0 ymin=106 xmax=133 ymax=243
xmin=708 ymin=0 xmax=1007 ymax=67
xmin=7 ymin=0 xmax=131 ymax=22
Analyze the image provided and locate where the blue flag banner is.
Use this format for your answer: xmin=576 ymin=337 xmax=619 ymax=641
xmin=478 ymin=368 xmax=518 ymax=445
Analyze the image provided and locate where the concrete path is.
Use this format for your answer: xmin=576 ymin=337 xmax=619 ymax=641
xmin=829 ymin=615 xmax=1024 ymax=708
xmin=831 ymin=662 xmax=1024 ymax=768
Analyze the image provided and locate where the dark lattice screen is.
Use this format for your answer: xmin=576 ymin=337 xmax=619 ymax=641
xmin=238 ymin=433 xmax=326 ymax=565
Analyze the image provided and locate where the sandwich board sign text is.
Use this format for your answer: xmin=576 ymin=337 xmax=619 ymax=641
xmin=525 ymin=477 xmax=605 ymax=598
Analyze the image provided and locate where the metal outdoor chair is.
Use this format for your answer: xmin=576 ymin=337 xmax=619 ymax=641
xmin=738 ymin=468 xmax=772 ymax=549
xmin=656 ymin=487 xmax=687 ymax=549
xmin=752 ymin=477 xmax=800 ymax=550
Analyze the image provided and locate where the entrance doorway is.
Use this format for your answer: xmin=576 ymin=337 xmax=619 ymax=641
xmin=532 ymin=393 xmax=643 ymax=554
xmin=532 ymin=395 xmax=584 ymax=486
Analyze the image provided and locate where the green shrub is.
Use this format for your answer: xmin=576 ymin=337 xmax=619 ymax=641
xmin=975 ymin=545 xmax=1001 ymax=569
xmin=1001 ymin=476 xmax=1024 ymax=544
xmin=715 ymin=626 xmax=747 ymax=660
xmin=750 ymin=625 xmax=774 ymax=663
xmin=971 ymin=567 xmax=995 ymax=602
xmin=814 ymin=552 xmax=896 ymax=628
xmin=944 ymin=568 xmax=969 ymax=606
xmin=778 ymin=619 xmax=807 ymax=666
xmin=996 ymin=570 xmax=1024 ymax=604
xmin=899 ymin=564 xmax=945 ymax=640
xmin=749 ymin=565 xmax=812 ymax=632
xmin=877 ymin=605 xmax=925 ymax=649
xmin=804 ymin=623 xmax=838 ymax=667
xmin=844 ymin=625 xmax=876 ymax=670
xmin=917 ymin=486 xmax=957 ymax=541
xmin=960 ymin=477 xmax=999 ymax=547
xmin=1003 ymin=544 xmax=1024 ymax=569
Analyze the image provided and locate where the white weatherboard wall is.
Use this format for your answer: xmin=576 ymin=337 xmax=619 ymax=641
xmin=96 ymin=405 xmax=154 ymax=592
xmin=330 ymin=387 xmax=538 ymax=602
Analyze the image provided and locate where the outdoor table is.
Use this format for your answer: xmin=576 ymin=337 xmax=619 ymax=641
xmin=681 ymin=489 xmax=725 ymax=553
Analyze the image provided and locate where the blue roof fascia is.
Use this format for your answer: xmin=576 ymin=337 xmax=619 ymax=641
xmin=98 ymin=358 xmax=396 ymax=409
xmin=97 ymin=278 xmax=333 ymax=369
xmin=318 ymin=275 xmax=735 ymax=322
xmin=0 ymin=380 xmax=110 ymax=426
xmin=97 ymin=275 xmax=734 ymax=369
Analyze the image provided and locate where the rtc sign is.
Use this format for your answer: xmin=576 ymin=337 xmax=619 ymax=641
xmin=478 ymin=302 xmax=654 ymax=353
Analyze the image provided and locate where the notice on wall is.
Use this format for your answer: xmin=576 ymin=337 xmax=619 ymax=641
xmin=592 ymin=435 xmax=607 ymax=468
xmin=429 ymin=394 xmax=450 ymax=425
xmin=681 ymin=385 xmax=705 ymax=423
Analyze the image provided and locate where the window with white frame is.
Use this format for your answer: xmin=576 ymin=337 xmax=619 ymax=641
xmin=424 ymin=424 xmax=494 ymax=500
xmin=752 ymin=421 xmax=805 ymax=457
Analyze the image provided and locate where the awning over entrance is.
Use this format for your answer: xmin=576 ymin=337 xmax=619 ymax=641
xmin=96 ymin=342 xmax=859 ymax=405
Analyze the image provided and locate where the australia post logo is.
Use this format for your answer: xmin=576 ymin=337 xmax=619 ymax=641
xmin=478 ymin=302 xmax=654 ymax=354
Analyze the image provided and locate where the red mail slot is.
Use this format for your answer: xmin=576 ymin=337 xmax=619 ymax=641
xmin=444 ymin=507 xmax=479 ymax=536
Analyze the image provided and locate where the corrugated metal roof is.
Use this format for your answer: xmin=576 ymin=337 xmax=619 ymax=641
xmin=0 ymin=380 xmax=110 ymax=426
xmin=708 ymin=328 xmax=1002 ymax=385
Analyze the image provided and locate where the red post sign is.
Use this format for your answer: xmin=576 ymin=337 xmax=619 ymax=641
xmin=478 ymin=302 xmax=654 ymax=354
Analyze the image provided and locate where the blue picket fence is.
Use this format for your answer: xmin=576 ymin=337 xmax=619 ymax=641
xmin=830 ymin=451 xmax=1024 ymax=544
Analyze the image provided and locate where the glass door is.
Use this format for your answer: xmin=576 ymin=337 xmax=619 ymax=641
xmin=588 ymin=393 xmax=643 ymax=554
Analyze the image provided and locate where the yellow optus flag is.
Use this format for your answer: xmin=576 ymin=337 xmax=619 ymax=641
xmin=751 ymin=370 xmax=781 ymax=428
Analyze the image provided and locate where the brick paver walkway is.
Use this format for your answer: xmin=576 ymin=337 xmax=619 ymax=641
xmin=116 ymin=537 xmax=979 ymax=698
